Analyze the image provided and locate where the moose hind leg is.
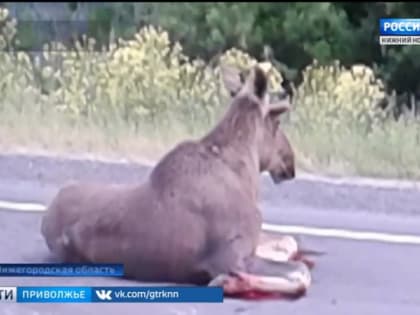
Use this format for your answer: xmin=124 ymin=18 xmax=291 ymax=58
xmin=247 ymin=256 xmax=311 ymax=294
xmin=256 ymin=235 xmax=298 ymax=262
xmin=256 ymin=235 xmax=316 ymax=269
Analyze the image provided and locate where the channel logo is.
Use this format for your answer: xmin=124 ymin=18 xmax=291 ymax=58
xmin=95 ymin=289 xmax=112 ymax=301
xmin=380 ymin=18 xmax=420 ymax=35
xmin=379 ymin=18 xmax=420 ymax=45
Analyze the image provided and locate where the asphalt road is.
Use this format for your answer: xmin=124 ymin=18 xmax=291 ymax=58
xmin=0 ymin=154 xmax=420 ymax=315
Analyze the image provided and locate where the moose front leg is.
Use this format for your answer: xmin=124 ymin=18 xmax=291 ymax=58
xmin=208 ymin=258 xmax=311 ymax=300
xmin=204 ymin=236 xmax=312 ymax=300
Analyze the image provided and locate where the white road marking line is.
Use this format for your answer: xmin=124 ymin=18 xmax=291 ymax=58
xmin=1 ymin=199 xmax=420 ymax=245
xmin=0 ymin=201 xmax=46 ymax=212
xmin=262 ymin=223 xmax=420 ymax=245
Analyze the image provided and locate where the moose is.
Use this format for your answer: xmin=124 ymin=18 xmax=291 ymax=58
xmin=41 ymin=64 xmax=311 ymax=299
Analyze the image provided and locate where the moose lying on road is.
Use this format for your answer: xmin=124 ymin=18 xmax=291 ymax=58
xmin=41 ymin=64 xmax=312 ymax=300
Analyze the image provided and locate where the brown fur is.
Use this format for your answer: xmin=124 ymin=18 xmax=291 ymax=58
xmin=41 ymin=65 xmax=295 ymax=287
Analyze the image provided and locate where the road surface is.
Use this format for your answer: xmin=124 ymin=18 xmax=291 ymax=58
xmin=0 ymin=154 xmax=420 ymax=315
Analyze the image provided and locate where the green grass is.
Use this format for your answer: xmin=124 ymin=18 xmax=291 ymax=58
xmin=2 ymin=101 xmax=420 ymax=181
xmin=0 ymin=102 xmax=209 ymax=163
xmin=285 ymin=117 xmax=420 ymax=180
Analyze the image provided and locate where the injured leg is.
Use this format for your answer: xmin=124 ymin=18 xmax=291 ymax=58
xmin=208 ymin=258 xmax=311 ymax=300
xmin=256 ymin=234 xmax=317 ymax=269
xmin=256 ymin=235 xmax=298 ymax=262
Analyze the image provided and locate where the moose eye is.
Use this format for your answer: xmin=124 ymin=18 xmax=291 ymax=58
xmin=277 ymin=91 xmax=289 ymax=100
xmin=281 ymin=79 xmax=294 ymax=100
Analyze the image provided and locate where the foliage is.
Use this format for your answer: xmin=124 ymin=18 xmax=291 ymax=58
xmin=0 ymin=7 xmax=18 ymax=50
xmin=128 ymin=2 xmax=420 ymax=113
xmin=293 ymin=60 xmax=387 ymax=134
xmin=0 ymin=10 xmax=403 ymax=134
xmin=1 ymin=7 xmax=420 ymax=179
xmin=5 ymin=2 xmax=420 ymax=114
xmin=0 ymin=20 xmax=285 ymax=136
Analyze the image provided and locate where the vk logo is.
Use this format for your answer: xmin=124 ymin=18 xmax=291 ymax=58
xmin=95 ymin=289 xmax=112 ymax=301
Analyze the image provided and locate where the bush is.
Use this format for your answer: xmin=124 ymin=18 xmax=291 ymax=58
xmin=292 ymin=60 xmax=388 ymax=133
xmin=2 ymin=21 xmax=286 ymax=136
xmin=0 ymin=15 xmax=397 ymax=137
xmin=34 ymin=26 xmax=224 ymax=134
xmin=0 ymin=7 xmax=17 ymax=50
xmin=0 ymin=8 xmax=45 ymax=114
xmin=1 ymin=13 xmax=419 ymax=179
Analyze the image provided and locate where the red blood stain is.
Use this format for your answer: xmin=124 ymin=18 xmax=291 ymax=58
xmin=226 ymin=288 xmax=307 ymax=301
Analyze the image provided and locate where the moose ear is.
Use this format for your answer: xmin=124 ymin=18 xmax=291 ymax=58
xmin=242 ymin=65 xmax=268 ymax=100
xmin=220 ymin=64 xmax=243 ymax=97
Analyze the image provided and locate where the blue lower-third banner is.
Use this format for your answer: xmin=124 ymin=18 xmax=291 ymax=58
xmin=1 ymin=286 xmax=223 ymax=303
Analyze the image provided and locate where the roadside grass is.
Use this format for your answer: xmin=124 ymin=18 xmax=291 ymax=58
xmin=2 ymin=102 xmax=420 ymax=181
xmin=0 ymin=103 xmax=208 ymax=163
xmin=285 ymin=117 xmax=420 ymax=180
